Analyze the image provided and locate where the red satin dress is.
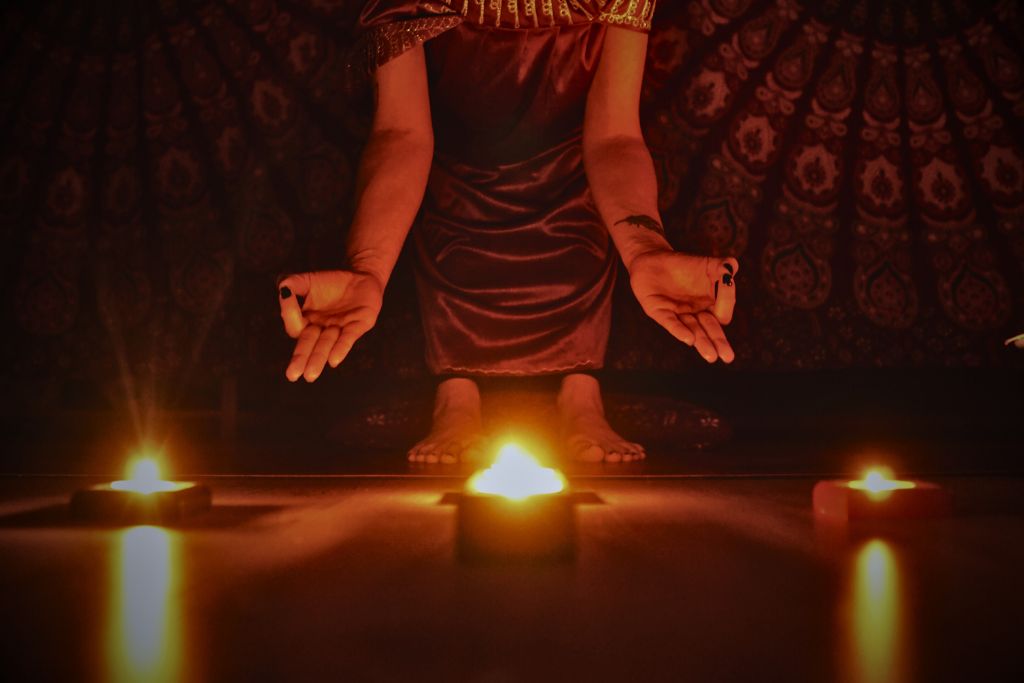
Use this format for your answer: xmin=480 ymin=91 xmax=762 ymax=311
xmin=355 ymin=1 xmax=656 ymax=375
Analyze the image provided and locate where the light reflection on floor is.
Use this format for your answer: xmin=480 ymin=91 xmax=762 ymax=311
xmin=108 ymin=526 xmax=182 ymax=683
xmin=842 ymin=539 xmax=908 ymax=683
xmin=0 ymin=476 xmax=1000 ymax=680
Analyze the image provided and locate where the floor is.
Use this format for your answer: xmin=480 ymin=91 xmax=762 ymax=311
xmin=1 ymin=472 xmax=1022 ymax=682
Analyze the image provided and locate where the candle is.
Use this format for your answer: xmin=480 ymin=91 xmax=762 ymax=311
xmin=813 ymin=467 xmax=951 ymax=520
xmin=465 ymin=443 xmax=567 ymax=500
xmin=847 ymin=468 xmax=916 ymax=497
xmin=71 ymin=454 xmax=211 ymax=523
xmin=110 ymin=458 xmax=190 ymax=495
xmin=457 ymin=442 xmax=575 ymax=562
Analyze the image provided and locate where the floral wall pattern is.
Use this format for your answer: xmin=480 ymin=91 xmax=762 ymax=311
xmin=2 ymin=0 xmax=1022 ymax=398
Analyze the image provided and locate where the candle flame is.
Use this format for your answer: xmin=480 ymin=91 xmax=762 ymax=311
xmin=111 ymin=457 xmax=185 ymax=495
xmin=848 ymin=467 xmax=916 ymax=496
xmin=466 ymin=443 xmax=567 ymax=501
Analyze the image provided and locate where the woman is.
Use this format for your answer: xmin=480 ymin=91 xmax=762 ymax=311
xmin=277 ymin=0 xmax=739 ymax=463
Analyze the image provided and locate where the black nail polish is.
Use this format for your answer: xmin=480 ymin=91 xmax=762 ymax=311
xmin=280 ymin=286 xmax=292 ymax=299
xmin=722 ymin=273 xmax=733 ymax=286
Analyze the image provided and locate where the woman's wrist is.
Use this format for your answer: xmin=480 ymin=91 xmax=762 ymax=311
xmin=620 ymin=235 xmax=674 ymax=273
xmin=345 ymin=253 xmax=390 ymax=291
xmin=607 ymin=213 xmax=673 ymax=273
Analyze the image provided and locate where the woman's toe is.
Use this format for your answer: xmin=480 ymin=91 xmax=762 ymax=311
xmin=576 ymin=443 xmax=605 ymax=462
xmin=439 ymin=443 xmax=461 ymax=464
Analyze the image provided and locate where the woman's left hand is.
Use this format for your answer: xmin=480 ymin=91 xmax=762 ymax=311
xmin=627 ymin=250 xmax=739 ymax=363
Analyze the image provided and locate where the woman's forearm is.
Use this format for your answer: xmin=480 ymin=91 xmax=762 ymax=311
xmin=345 ymin=127 xmax=434 ymax=288
xmin=583 ymin=134 xmax=672 ymax=272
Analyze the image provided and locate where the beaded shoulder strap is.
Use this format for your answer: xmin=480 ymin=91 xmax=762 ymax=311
xmin=350 ymin=0 xmax=655 ymax=83
xmin=428 ymin=1 xmax=655 ymax=31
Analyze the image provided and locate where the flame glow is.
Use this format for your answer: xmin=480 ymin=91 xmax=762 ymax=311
xmin=111 ymin=457 xmax=187 ymax=494
xmin=108 ymin=526 xmax=182 ymax=683
xmin=848 ymin=467 xmax=916 ymax=498
xmin=466 ymin=443 xmax=567 ymax=501
xmin=842 ymin=539 xmax=908 ymax=683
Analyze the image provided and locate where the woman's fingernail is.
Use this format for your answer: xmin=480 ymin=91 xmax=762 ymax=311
xmin=280 ymin=286 xmax=292 ymax=299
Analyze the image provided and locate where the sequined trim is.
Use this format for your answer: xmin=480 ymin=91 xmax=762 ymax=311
xmin=433 ymin=0 xmax=655 ymax=31
xmin=595 ymin=0 xmax=655 ymax=31
xmin=354 ymin=14 xmax=463 ymax=76
xmin=348 ymin=0 xmax=653 ymax=86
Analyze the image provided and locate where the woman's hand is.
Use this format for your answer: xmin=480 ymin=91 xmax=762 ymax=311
xmin=627 ymin=251 xmax=739 ymax=363
xmin=277 ymin=270 xmax=384 ymax=382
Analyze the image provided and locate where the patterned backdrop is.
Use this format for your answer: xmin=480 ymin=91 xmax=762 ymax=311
xmin=2 ymin=0 xmax=1023 ymax=399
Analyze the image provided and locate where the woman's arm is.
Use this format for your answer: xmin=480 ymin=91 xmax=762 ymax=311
xmin=583 ymin=27 xmax=739 ymax=363
xmin=582 ymin=27 xmax=669 ymax=272
xmin=346 ymin=44 xmax=434 ymax=288
xmin=278 ymin=45 xmax=433 ymax=381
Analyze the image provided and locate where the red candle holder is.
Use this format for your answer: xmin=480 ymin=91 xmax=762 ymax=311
xmin=813 ymin=468 xmax=951 ymax=520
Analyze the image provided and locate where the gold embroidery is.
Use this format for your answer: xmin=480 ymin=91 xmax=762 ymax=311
xmin=353 ymin=14 xmax=462 ymax=78
xmin=594 ymin=0 xmax=654 ymax=30
xmin=354 ymin=0 xmax=654 ymax=84
xmin=431 ymin=0 xmax=655 ymax=31
xmin=524 ymin=0 xmax=539 ymax=28
xmin=570 ymin=0 xmax=594 ymax=20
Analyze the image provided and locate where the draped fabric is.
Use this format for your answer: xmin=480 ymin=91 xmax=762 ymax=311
xmin=1 ymin=0 xmax=1022 ymax=393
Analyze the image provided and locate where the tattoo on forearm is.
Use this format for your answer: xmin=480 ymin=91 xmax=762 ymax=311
xmin=616 ymin=215 xmax=665 ymax=236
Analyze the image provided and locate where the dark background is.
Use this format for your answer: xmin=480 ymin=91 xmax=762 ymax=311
xmin=1 ymin=0 xmax=1022 ymax=473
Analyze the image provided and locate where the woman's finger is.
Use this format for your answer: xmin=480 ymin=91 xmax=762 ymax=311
xmin=681 ymin=313 xmax=717 ymax=363
xmin=328 ymin=321 xmax=370 ymax=368
xmin=712 ymin=257 xmax=739 ymax=325
xmin=308 ymin=308 xmax=372 ymax=329
xmin=697 ymin=311 xmax=734 ymax=363
xmin=286 ymin=324 xmax=321 ymax=382
xmin=279 ymin=273 xmax=312 ymax=338
xmin=651 ymin=310 xmax=695 ymax=346
xmin=304 ymin=326 xmax=340 ymax=382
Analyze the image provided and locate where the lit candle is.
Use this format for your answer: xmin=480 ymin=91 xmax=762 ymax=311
xmin=465 ymin=443 xmax=567 ymax=500
xmin=70 ymin=453 xmax=211 ymax=523
xmin=847 ymin=468 xmax=916 ymax=498
xmin=457 ymin=441 xmax=575 ymax=562
xmin=813 ymin=466 xmax=951 ymax=520
xmin=110 ymin=458 xmax=190 ymax=495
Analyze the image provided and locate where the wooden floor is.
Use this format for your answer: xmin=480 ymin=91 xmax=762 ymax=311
xmin=1 ymin=473 xmax=1022 ymax=682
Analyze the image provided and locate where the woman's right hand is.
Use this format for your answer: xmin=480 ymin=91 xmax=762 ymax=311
xmin=277 ymin=270 xmax=384 ymax=382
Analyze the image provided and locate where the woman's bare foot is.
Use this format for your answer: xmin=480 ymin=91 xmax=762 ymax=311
xmin=557 ymin=373 xmax=645 ymax=463
xmin=408 ymin=378 xmax=485 ymax=464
